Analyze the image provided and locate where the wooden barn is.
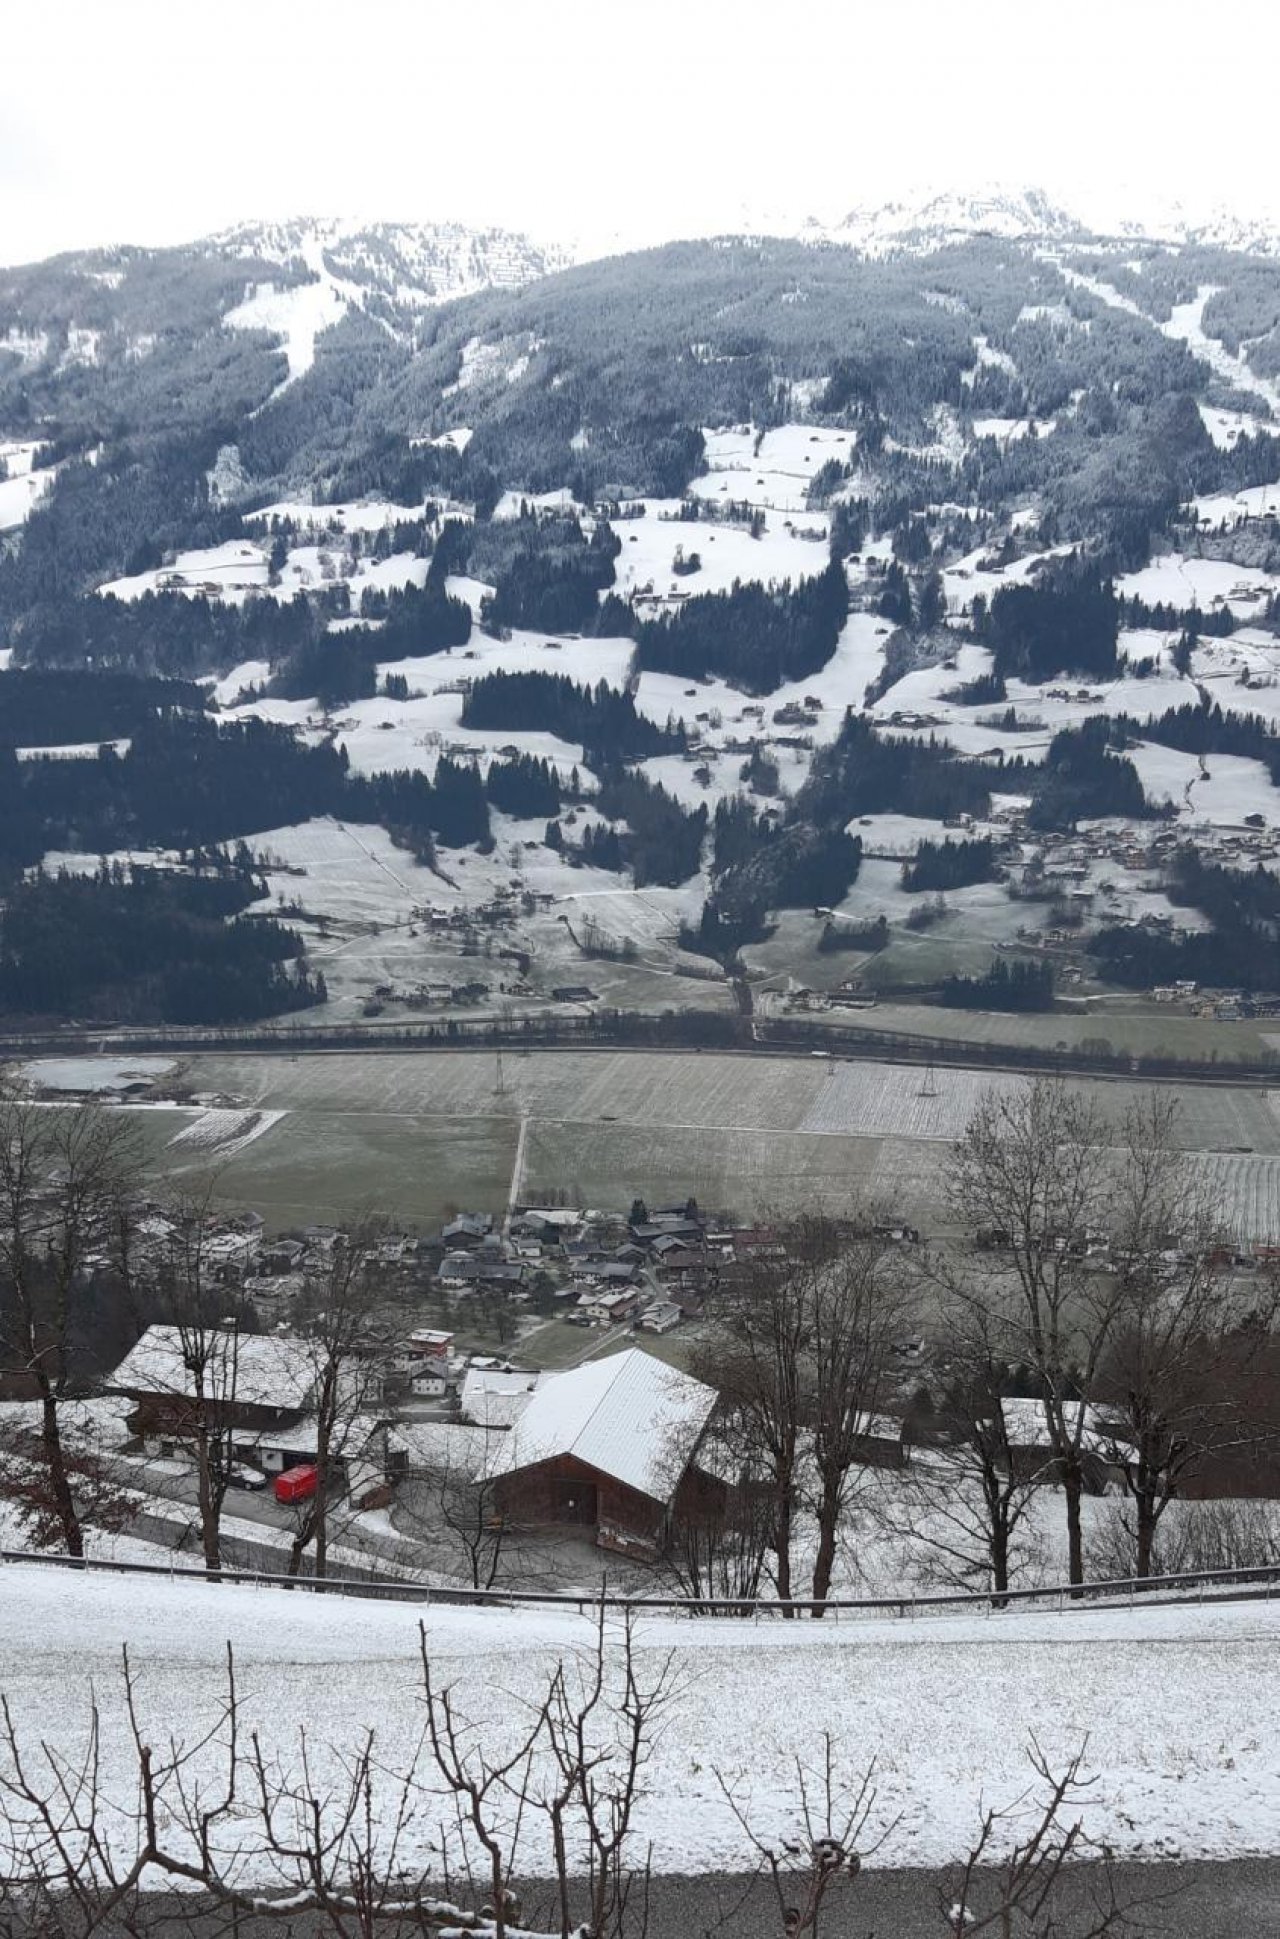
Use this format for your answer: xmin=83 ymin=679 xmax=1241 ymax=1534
xmin=109 ymin=1325 xmax=320 ymax=1446
xmin=486 ymin=1348 xmax=719 ymax=1556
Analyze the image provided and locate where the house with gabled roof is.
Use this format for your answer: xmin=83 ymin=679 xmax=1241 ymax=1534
xmin=485 ymin=1347 xmax=719 ymax=1554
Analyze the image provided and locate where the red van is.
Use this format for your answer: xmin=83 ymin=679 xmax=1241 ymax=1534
xmin=274 ymin=1464 xmax=319 ymax=1505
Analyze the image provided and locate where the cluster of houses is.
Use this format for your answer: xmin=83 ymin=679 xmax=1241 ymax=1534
xmin=98 ymin=1312 xmax=727 ymax=1560
xmin=83 ymin=1245 xmax=1280 ymax=1574
xmin=434 ymin=1200 xmax=723 ymax=1333
xmin=101 ymin=1307 xmax=1279 ymax=1570
xmin=77 ymin=1196 xmax=757 ymax=1384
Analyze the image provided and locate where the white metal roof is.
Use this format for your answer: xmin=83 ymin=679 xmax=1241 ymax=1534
xmin=108 ymin=1325 xmax=319 ymax=1412
xmin=459 ymin=1365 xmax=541 ymax=1429
xmin=999 ymin=1398 xmax=1112 ymax=1456
xmin=486 ymin=1347 xmax=718 ymax=1505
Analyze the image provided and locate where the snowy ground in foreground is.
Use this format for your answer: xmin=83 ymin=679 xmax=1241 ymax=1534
xmin=1 ymin=1565 xmax=1276 ymax=1875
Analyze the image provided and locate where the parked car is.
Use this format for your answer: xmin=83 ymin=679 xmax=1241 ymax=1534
xmin=226 ymin=1463 xmax=268 ymax=1492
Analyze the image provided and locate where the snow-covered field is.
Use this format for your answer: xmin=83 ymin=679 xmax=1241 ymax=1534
xmin=1130 ymin=743 xmax=1280 ymax=827
xmin=687 ymin=423 xmax=856 ymax=514
xmin=243 ymin=496 xmax=467 ymax=535
xmin=1198 ymin=402 xmax=1278 ymax=450
xmin=0 ymin=436 xmax=56 ymax=529
xmin=798 ymin=1060 xmax=1028 ymax=1141
xmin=221 ymin=626 xmax=636 ymax=781
xmin=97 ymin=537 xmax=431 ymax=609
xmin=611 ymin=498 xmax=830 ymax=606
xmin=1117 ymin=553 xmax=1280 ymax=621
xmin=166 ymin=1107 xmax=285 ymax=1158
xmin=1 ymin=1565 xmax=1276 ymax=1875
xmin=20 ymin=1055 xmax=176 ymax=1094
xmin=939 ymin=539 xmax=1076 ymax=616
xmin=1191 ymin=480 xmax=1280 ymax=527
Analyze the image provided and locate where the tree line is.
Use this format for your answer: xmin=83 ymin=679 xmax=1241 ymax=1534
xmin=634 ymin=558 xmax=848 ymax=691
xmin=0 ymin=859 xmax=324 ymax=1025
xmin=459 ymin=669 xmax=683 ymax=765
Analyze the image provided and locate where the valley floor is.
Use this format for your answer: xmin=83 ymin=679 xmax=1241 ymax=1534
xmin=113 ymin=1044 xmax=1280 ymax=1240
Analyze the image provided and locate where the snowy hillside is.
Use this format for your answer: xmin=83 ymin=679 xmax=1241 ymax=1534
xmin=214 ymin=214 xmax=568 ymax=361
xmin=3 ymin=1564 xmax=1277 ymax=1876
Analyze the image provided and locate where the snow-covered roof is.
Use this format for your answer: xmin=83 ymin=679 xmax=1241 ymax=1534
xmin=485 ymin=1348 xmax=718 ymax=1505
xmin=459 ymin=1365 xmax=540 ymax=1429
xmin=390 ymin=1419 xmax=496 ymax=1474
xmin=108 ymin=1325 xmax=318 ymax=1412
xmin=0 ymin=1395 xmax=133 ymax=1450
xmin=999 ymin=1398 xmax=1114 ymax=1457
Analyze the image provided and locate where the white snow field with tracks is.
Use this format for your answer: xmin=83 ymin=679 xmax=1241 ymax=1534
xmin=0 ymin=437 xmax=57 ymax=529
xmin=1 ymin=1564 xmax=1277 ymax=1877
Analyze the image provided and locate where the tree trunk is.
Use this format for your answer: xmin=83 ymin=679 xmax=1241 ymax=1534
xmin=39 ymin=1389 xmax=83 ymax=1558
xmin=286 ymin=1515 xmax=315 ymax=1580
xmin=314 ymin=1423 xmax=331 ymax=1579
xmin=991 ymin=1520 xmax=1010 ymax=1606
xmin=774 ymin=1478 xmax=794 ymax=1612
xmin=1134 ymin=1479 xmax=1158 ymax=1581
xmin=195 ymin=1429 xmax=221 ymax=1573
xmin=1064 ymin=1469 xmax=1085 ymax=1591
xmin=810 ymin=1480 xmax=841 ymax=1613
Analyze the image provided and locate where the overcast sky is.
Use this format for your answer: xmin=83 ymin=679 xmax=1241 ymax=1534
xmin=4 ymin=0 xmax=1279 ymax=266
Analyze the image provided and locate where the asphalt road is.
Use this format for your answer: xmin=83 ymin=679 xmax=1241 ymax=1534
xmin=621 ymin=1861 xmax=1280 ymax=1937
xmin=92 ymin=1863 xmax=1280 ymax=1937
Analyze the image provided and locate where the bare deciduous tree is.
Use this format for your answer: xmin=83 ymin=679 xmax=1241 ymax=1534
xmin=717 ymin=1735 xmax=1146 ymax=1939
xmin=0 ymin=1612 xmax=673 ymax=1939
xmin=895 ymin=1300 xmax=1045 ymax=1602
xmin=949 ymin=1082 xmax=1277 ymax=1588
xmin=1094 ymin=1096 xmax=1277 ymax=1578
xmin=0 ymin=1417 xmax=137 ymax=1552
xmin=807 ymin=1220 xmax=913 ymax=1607
xmin=145 ymin=1191 xmax=247 ymax=1573
xmin=696 ymin=1221 xmax=809 ymax=1607
xmin=699 ymin=1211 xmax=912 ymax=1610
xmin=0 ymin=1095 xmax=141 ymax=1557
xmin=284 ymin=1226 xmax=390 ymax=1579
xmin=941 ymin=1739 xmax=1150 ymax=1937
xmin=716 ymin=1733 xmax=884 ymax=1936
xmin=404 ymin=1432 xmax=522 ymax=1592
xmin=947 ymin=1082 xmax=1130 ymax=1589
xmin=661 ymin=1410 xmax=772 ymax=1612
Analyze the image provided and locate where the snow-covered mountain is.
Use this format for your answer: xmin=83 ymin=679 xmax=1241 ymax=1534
xmin=807 ymin=186 xmax=1087 ymax=254
xmin=207 ymin=218 xmax=570 ymax=385
xmin=208 ymin=216 xmax=570 ymax=303
xmin=741 ymin=184 xmax=1280 ymax=259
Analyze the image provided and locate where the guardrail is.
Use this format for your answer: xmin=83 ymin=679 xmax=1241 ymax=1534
xmin=4 ymin=1546 xmax=1279 ymax=1619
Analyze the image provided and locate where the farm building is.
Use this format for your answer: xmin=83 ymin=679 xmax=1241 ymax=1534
xmin=105 ymin=1323 xmax=393 ymax=1496
xmin=999 ymin=1399 xmax=1123 ymax=1493
xmin=485 ymin=1348 xmax=719 ymax=1554
xmin=108 ymin=1326 xmax=320 ymax=1443
xmin=399 ymin=1326 xmax=459 ymax=1388
xmin=639 ymin=1301 xmax=682 ymax=1334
